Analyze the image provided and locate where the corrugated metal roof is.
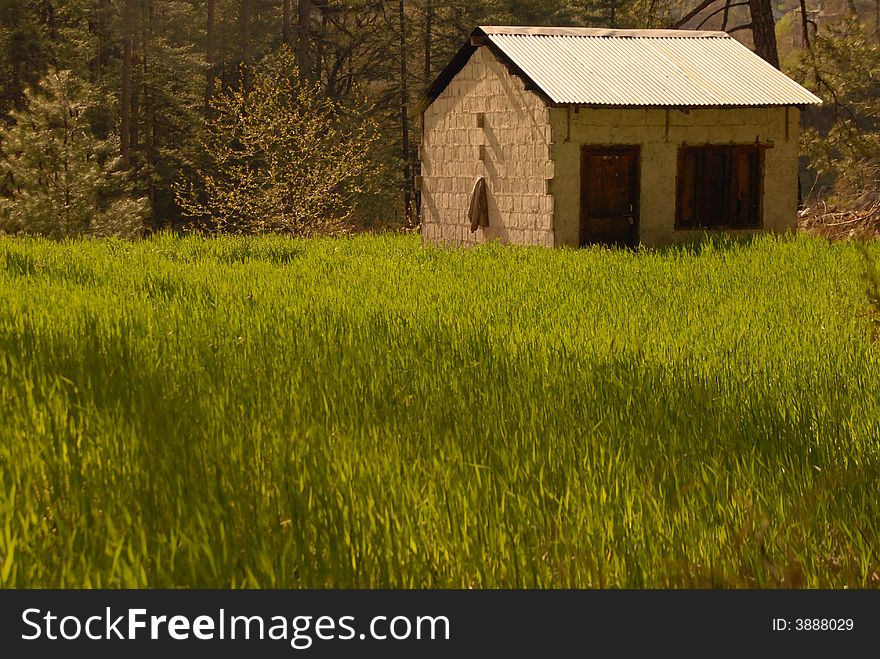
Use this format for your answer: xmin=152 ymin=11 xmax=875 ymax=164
xmin=472 ymin=26 xmax=821 ymax=107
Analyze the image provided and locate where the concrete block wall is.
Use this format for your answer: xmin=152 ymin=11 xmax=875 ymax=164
xmin=549 ymin=106 xmax=801 ymax=246
xmin=420 ymin=47 xmax=555 ymax=247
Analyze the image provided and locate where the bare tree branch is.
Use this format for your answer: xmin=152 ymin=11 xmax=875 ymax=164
xmin=696 ymin=1 xmax=749 ymax=29
xmin=799 ymin=0 xmax=812 ymax=49
xmin=670 ymin=0 xmax=718 ymax=29
xmin=727 ymin=22 xmax=754 ymax=33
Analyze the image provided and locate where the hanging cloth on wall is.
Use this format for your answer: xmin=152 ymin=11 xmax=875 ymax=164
xmin=468 ymin=177 xmax=489 ymax=232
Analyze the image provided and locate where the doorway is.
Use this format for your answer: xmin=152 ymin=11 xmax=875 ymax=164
xmin=580 ymin=146 xmax=640 ymax=247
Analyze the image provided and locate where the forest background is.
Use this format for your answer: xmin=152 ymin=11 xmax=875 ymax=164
xmin=0 ymin=0 xmax=877 ymax=237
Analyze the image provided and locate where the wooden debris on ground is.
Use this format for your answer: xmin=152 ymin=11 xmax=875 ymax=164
xmin=798 ymin=196 xmax=880 ymax=240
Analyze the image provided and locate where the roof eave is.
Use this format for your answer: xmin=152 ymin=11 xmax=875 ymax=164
xmin=545 ymin=101 xmax=822 ymax=109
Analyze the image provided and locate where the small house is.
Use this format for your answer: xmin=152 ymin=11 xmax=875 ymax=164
xmin=417 ymin=26 xmax=821 ymax=247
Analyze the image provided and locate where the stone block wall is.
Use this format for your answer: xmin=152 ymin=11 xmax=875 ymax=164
xmin=549 ymin=106 xmax=800 ymax=246
xmin=420 ymin=47 xmax=555 ymax=247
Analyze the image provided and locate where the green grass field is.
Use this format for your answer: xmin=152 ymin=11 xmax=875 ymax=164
xmin=1 ymin=232 xmax=878 ymax=588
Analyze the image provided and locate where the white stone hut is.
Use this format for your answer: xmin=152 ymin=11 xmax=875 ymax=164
xmin=417 ymin=26 xmax=821 ymax=247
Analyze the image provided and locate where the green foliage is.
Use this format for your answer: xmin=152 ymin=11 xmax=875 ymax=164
xmin=796 ymin=18 xmax=880 ymax=202
xmin=0 ymin=233 xmax=878 ymax=587
xmin=177 ymin=47 xmax=384 ymax=236
xmin=0 ymin=70 xmax=147 ymax=238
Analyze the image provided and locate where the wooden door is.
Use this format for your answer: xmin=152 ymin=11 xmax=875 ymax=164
xmin=580 ymin=146 xmax=640 ymax=247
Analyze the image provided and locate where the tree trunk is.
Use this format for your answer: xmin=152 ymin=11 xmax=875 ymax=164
xmin=283 ymin=0 xmax=291 ymax=47
xmin=140 ymin=0 xmax=158 ymax=223
xmin=424 ymin=0 xmax=432 ymax=87
xmin=799 ymin=0 xmax=811 ymax=49
xmin=206 ymin=0 xmax=215 ymax=111
xmin=297 ymin=0 xmax=311 ymax=76
xmin=121 ymin=0 xmax=134 ymax=167
xmin=130 ymin=4 xmax=141 ymax=159
xmin=399 ymin=0 xmax=412 ymax=219
xmin=749 ymin=0 xmax=780 ymax=69
xmin=240 ymin=0 xmax=252 ymax=93
xmin=875 ymin=0 xmax=879 ymax=43
xmin=220 ymin=1 xmax=228 ymax=85
xmin=89 ymin=0 xmax=113 ymax=80
xmin=44 ymin=1 xmax=58 ymax=43
xmin=317 ymin=0 xmax=327 ymax=81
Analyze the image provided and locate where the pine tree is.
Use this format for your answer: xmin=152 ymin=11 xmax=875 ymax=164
xmin=0 ymin=70 xmax=147 ymax=238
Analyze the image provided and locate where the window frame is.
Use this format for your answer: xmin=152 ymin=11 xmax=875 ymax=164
xmin=675 ymin=143 xmax=767 ymax=231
